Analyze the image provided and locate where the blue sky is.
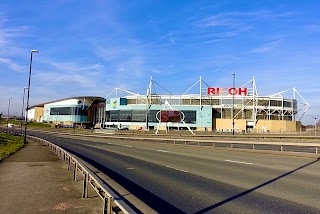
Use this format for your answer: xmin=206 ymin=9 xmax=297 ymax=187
xmin=0 ymin=0 xmax=319 ymax=125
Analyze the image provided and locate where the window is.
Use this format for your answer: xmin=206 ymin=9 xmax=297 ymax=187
xmin=270 ymin=100 xmax=282 ymax=107
xmin=182 ymin=110 xmax=196 ymax=124
xmin=283 ymin=101 xmax=292 ymax=108
xmin=119 ymin=110 xmax=132 ymax=122
xmin=132 ymin=110 xmax=146 ymax=122
xmin=109 ymin=110 xmax=119 ymax=122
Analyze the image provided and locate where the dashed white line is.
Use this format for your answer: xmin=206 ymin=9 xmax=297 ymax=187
xmin=108 ymin=143 xmax=112 ymax=145
xmin=126 ymin=145 xmax=133 ymax=147
xmin=157 ymin=150 xmax=169 ymax=153
xmin=166 ymin=166 xmax=188 ymax=173
xmin=126 ymin=167 xmax=134 ymax=170
xmin=225 ymin=160 xmax=253 ymax=165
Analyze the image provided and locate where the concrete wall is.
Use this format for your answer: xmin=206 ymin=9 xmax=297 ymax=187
xmin=255 ymin=120 xmax=300 ymax=133
xmin=216 ymin=118 xmax=300 ymax=133
xmin=216 ymin=119 xmax=247 ymax=133
xmin=34 ymin=107 xmax=44 ymax=122
xmin=27 ymin=109 xmax=35 ymax=120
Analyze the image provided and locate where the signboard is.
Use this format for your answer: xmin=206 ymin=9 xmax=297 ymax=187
xmin=160 ymin=110 xmax=181 ymax=123
xmin=208 ymin=87 xmax=248 ymax=96
xmin=112 ymin=101 xmax=117 ymax=108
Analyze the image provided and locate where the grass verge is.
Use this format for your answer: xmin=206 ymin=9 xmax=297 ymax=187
xmin=0 ymin=132 xmax=24 ymax=161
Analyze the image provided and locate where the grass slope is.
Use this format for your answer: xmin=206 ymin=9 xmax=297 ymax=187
xmin=0 ymin=132 xmax=24 ymax=160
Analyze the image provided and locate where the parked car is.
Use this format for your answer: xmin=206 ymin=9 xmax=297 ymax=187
xmin=7 ymin=123 xmax=14 ymax=127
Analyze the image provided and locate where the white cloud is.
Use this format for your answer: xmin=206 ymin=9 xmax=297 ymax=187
xmin=34 ymin=71 xmax=97 ymax=88
xmin=306 ymin=24 xmax=320 ymax=32
xmin=249 ymin=40 xmax=282 ymax=53
xmin=0 ymin=57 xmax=26 ymax=72
xmin=47 ymin=61 xmax=104 ymax=73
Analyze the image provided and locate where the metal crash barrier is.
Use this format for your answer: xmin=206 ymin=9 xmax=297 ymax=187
xmin=30 ymin=136 xmax=137 ymax=214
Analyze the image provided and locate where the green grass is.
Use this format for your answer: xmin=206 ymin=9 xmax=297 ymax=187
xmin=0 ymin=132 xmax=24 ymax=160
xmin=26 ymin=122 xmax=52 ymax=128
xmin=0 ymin=119 xmax=52 ymax=129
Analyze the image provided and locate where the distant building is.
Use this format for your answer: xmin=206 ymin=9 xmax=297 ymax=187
xmin=27 ymin=96 xmax=105 ymax=126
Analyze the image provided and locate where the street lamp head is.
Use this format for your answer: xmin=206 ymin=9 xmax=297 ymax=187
xmin=31 ymin=50 xmax=39 ymax=53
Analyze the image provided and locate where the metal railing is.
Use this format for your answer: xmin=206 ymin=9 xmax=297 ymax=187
xmin=30 ymin=136 xmax=137 ymax=214
xmin=25 ymin=127 xmax=320 ymax=155
xmin=47 ymin=132 xmax=319 ymax=155
xmin=109 ymin=136 xmax=319 ymax=155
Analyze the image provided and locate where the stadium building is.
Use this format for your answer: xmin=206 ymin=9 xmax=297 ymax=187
xmin=101 ymin=77 xmax=309 ymax=133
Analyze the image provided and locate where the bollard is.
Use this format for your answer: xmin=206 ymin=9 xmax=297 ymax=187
xmin=103 ymin=195 xmax=112 ymax=214
xmin=74 ymin=162 xmax=77 ymax=181
xmin=68 ymin=156 xmax=71 ymax=171
xmin=83 ymin=173 xmax=89 ymax=198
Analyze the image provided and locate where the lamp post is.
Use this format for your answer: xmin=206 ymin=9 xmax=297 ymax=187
xmin=7 ymin=98 xmax=12 ymax=132
xmin=24 ymin=50 xmax=39 ymax=144
xmin=232 ymin=73 xmax=235 ymax=135
xmin=21 ymin=87 xmax=28 ymax=118
xmin=313 ymin=117 xmax=317 ymax=136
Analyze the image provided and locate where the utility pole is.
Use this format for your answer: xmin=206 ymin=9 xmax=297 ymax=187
xmin=232 ymin=73 xmax=235 ymax=135
xmin=313 ymin=117 xmax=317 ymax=136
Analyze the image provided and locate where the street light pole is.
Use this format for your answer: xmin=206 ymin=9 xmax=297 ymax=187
xmin=7 ymin=98 xmax=12 ymax=131
xmin=24 ymin=50 xmax=39 ymax=144
xmin=21 ymin=87 xmax=28 ymax=118
xmin=313 ymin=117 xmax=317 ymax=136
xmin=232 ymin=73 xmax=235 ymax=135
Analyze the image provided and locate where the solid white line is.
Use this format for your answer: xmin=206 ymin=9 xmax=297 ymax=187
xmin=225 ymin=160 xmax=253 ymax=165
xmin=166 ymin=166 xmax=188 ymax=173
xmin=157 ymin=150 xmax=169 ymax=153
xmin=126 ymin=145 xmax=133 ymax=147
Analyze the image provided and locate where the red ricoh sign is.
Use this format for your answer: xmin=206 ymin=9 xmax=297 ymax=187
xmin=208 ymin=87 xmax=248 ymax=96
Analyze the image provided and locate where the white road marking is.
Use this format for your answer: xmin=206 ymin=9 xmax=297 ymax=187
xmin=126 ymin=145 xmax=133 ymax=147
xmin=127 ymin=167 xmax=134 ymax=170
xmin=108 ymin=143 xmax=112 ymax=145
xmin=157 ymin=150 xmax=169 ymax=153
xmin=225 ymin=160 xmax=253 ymax=165
xmin=166 ymin=166 xmax=188 ymax=173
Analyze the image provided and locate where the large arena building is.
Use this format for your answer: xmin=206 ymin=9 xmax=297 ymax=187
xmin=101 ymin=77 xmax=309 ymax=133
xmin=27 ymin=77 xmax=309 ymax=133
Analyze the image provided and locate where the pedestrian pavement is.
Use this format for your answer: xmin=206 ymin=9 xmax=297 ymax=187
xmin=0 ymin=139 xmax=102 ymax=214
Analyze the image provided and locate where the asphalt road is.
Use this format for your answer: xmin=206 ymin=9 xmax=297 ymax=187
xmin=8 ymin=129 xmax=320 ymax=213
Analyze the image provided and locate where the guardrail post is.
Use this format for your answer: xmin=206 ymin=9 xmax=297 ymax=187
xmin=83 ymin=173 xmax=89 ymax=198
xmin=253 ymin=144 xmax=255 ymax=150
xmin=230 ymin=144 xmax=233 ymax=149
xmin=103 ymin=195 xmax=112 ymax=214
xmin=212 ymin=142 xmax=215 ymax=147
xmin=74 ymin=162 xmax=77 ymax=181
xmin=67 ymin=156 xmax=71 ymax=171
xmin=280 ymin=145 xmax=283 ymax=152
xmin=316 ymin=146 xmax=318 ymax=154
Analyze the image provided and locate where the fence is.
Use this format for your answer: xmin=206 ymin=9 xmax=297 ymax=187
xmin=30 ymin=136 xmax=137 ymax=214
